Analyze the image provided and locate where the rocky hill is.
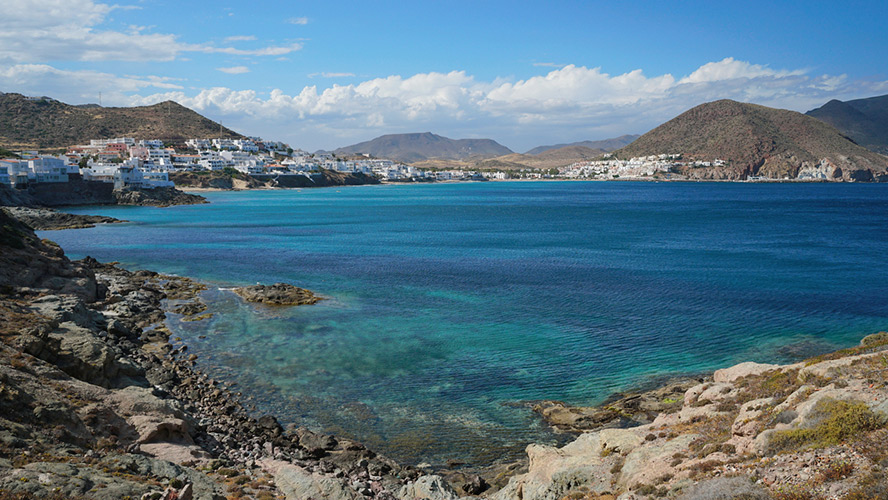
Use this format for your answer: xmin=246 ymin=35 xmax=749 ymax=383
xmin=614 ymin=99 xmax=888 ymax=181
xmin=333 ymin=132 xmax=513 ymax=164
xmin=525 ymin=135 xmax=640 ymax=155
xmin=807 ymin=94 xmax=888 ymax=154
xmin=0 ymin=93 xmax=242 ymax=150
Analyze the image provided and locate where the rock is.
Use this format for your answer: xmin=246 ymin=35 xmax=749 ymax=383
xmin=493 ymin=433 xmax=612 ymax=500
xmin=262 ymin=459 xmax=360 ymax=500
xmin=232 ymin=283 xmax=322 ymax=306
xmin=1 ymin=206 xmax=124 ymax=230
xmin=713 ymin=362 xmax=781 ymax=383
xmin=398 ymin=475 xmax=461 ymax=500
xmin=113 ymin=186 xmax=207 ymax=207
xmin=619 ymin=434 xmax=698 ymax=489
xmin=462 ymin=474 xmax=489 ymax=495
xmin=599 ymin=428 xmax=644 ymax=455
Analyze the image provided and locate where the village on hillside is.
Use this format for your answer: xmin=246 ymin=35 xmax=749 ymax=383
xmin=1 ymin=134 xmax=758 ymax=191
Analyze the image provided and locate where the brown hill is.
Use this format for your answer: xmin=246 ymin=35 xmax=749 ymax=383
xmin=525 ymin=135 xmax=639 ymax=155
xmin=0 ymin=93 xmax=242 ymax=150
xmin=475 ymin=145 xmax=606 ymax=171
xmin=615 ymin=99 xmax=888 ymax=181
xmin=333 ymin=132 xmax=513 ymax=164
xmin=807 ymin=94 xmax=888 ymax=155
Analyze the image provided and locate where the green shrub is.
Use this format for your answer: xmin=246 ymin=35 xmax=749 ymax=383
xmin=769 ymin=398 xmax=886 ymax=452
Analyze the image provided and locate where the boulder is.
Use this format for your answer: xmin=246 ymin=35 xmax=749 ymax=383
xmin=262 ymin=459 xmax=360 ymax=500
xmin=713 ymin=362 xmax=780 ymax=383
xmin=398 ymin=475 xmax=461 ymax=500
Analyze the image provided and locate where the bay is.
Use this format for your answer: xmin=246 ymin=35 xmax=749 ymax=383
xmin=43 ymin=181 xmax=888 ymax=466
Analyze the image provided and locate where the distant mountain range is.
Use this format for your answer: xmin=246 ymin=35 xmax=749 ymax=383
xmin=524 ymin=135 xmax=639 ymax=155
xmin=806 ymin=94 xmax=888 ymax=155
xmin=0 ymin=93 xmax=241 ymax=150
xmin=614 ymin=99 xmax=888 ymax=181
xmin=333 ymin=133 xmax=640 ymax=169
xmin=332 ymin=132 xmax=513 ymax=164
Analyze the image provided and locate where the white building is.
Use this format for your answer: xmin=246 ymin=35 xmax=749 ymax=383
xmin=212 ymin=138 xmax=237 ymax=150
xmin=27 ymin=157 xmax=69 ymax=183
xmin=186 ymin=139 xmax=212 ymax=150
xmin=90 ymin=138 xmax=135 ymax=147
xmin=80 ymin=163 xmax=173 ymax=189
xmin=139 ymin=139 xmax=165 ymax=149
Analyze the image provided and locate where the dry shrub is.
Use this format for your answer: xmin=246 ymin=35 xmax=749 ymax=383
xmin=768 ymin=398 xmax=886 ymax=453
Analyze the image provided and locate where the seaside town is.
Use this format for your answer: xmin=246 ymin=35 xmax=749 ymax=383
xmin=0 ymin=135 xmax=751 ymax=190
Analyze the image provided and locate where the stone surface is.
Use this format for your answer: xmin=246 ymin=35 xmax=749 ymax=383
xmin=713 ymin=361 xmax=781 ymax=383
xmin=232 ymin=282 xmax=322 ymax=306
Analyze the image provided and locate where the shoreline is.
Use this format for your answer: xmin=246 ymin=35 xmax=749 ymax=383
xmin=3 ymin=202 xmax=888 ymax=499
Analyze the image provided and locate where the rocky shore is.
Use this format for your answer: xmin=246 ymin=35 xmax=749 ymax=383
xmin=2 ymin=204 xmax=887 ymax=499
xmin=0 ymin=209 xmax=428 ymax=499
xmin=2 ymin=206 xmax=126 ymax=230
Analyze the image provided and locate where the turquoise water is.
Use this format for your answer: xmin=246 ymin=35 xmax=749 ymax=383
xmin=44 ymin=182 xmax=888 ymax=465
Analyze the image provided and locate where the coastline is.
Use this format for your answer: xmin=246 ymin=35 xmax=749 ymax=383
xmin=2 ymin=199 xmax=888 ymax=499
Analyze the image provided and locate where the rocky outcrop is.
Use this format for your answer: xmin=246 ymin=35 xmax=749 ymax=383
xmin=232 ymin=282 xmax=323 ymax=306
xmin=113 ymin=186 xmax=207 ymax=207
xmin=495 ymin=333 xmax=888 ymax=499
xmin=0 ymin=210 xmax=418 ymax=500
xmin=2 ymin=206 xmax=124 ymax=230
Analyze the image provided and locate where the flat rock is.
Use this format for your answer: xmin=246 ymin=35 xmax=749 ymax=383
xmin=713 ymin=362 xmax=780 ymax=383
xmin=232 ymin=282 xmax=322 ymax=306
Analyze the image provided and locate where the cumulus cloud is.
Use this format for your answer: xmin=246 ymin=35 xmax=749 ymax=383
xmin=217 ymin=66 xmax=250 ymax=74
xmin=118 ymin=58 xmax=888 ymax=150
xmin=8 ymin=56 xmax=887 ymax=151
xmin=0 ymin=0 xmax=302 ymax=63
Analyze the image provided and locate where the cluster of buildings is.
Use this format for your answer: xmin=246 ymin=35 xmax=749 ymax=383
xmin=558 ymin=154 xmax=723 ymax=179
xmin=2 ymin=134 xmax=526 ymax=190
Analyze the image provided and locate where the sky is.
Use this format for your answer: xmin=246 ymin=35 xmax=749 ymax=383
xmin=2 ymin=0 xmax=887 ymax=152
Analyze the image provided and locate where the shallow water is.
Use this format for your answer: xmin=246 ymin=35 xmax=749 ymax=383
xmin=45 ymin=181 xmax=888 ymax=465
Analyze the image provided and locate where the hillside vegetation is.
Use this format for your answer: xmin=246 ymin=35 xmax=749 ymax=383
xmin=333 ymin=132 xmax=513 ymax=164
xmin=0 ymin=93 xmax=241 ymax=150
xmin=807 ymin=94 xmax=888 ymax=154
xmin=614 ymin=99 xmax=888 ymax=181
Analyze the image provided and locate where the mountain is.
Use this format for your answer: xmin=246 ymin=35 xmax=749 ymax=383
xmin=0 ymin=93 xmax=242 ymax=150
xmin=806 ymin=94 xmax=888 ymax=154
xmin=475 ymin=145 xmax=606 ymax=171
xmin=614 ymin=99 xmax=888 ymax=181
xmin=525 ymin=135 xmax=639 ymax=155
xmin=333 ymin=132 xmax=513 ymax=164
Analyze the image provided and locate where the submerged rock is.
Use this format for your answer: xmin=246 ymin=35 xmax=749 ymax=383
xmin=232 ymin=282 xmax=322 ymax=306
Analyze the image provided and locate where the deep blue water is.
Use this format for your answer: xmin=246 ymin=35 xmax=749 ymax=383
xmin=43 ymin=181 xmax=888 ymax=465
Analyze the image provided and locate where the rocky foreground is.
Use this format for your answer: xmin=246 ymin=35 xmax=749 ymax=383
xmin=1 ymin=206 xmax=887 ymax=500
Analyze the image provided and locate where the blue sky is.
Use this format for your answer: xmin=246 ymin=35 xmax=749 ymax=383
xmin=2 ymin=0 xmax=887 ymax=152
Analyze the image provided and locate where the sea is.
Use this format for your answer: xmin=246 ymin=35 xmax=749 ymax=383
xmin=42 ymin=181 xmax=888 ymax=466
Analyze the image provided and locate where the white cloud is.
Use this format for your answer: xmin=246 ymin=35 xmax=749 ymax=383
xmin=224 ymin=35 xmax=257 ymax=42
xmin=678 ymin=57 xmax=805 ymax=84
xmin=217 ymin=66 xmax=250 ymax=74
xmin=0 ymin=0 xmax=303 ymax=63
xmin=198 ymin=43 xmax=303 ymax=56
xmin=287 ymin=17 xmax=309 ymax=25
xmin=8 ymin=57 xmax=888 ymax=151
xmin=0 ymin=64 xmax=182 ymax=104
